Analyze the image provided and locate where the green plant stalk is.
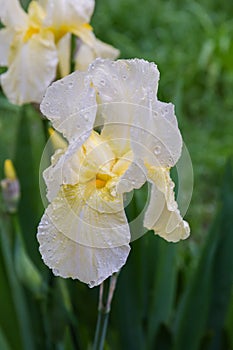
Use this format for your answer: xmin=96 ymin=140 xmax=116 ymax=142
xmin=0 ymin=213 xmax=35 ymax=350
xmin=93 ymin=273 xmax=119 ymax=350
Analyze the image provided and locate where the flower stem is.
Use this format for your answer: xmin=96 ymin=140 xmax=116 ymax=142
xmin=93 ymin=272 xmax=119 ymax=350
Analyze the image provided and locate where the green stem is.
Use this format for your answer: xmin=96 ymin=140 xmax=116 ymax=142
xmin=93 ymin=273 xmax=119 ymax=350
xmin=0 ymin=213 xmax=35 ymax=350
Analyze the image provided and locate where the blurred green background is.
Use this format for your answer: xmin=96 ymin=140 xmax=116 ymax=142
xmin=0 ymin=0 xmax=233 ymax=349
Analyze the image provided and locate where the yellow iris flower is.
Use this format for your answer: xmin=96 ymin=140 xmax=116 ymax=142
xmin=0 ymin=0 xmax=119 ymax=105
xmin=37 ymin=58 xmax=190 ymax=287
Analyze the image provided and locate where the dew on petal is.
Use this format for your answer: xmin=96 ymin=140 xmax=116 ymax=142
xmin=153 ymin=145 xmax=161 ymax=155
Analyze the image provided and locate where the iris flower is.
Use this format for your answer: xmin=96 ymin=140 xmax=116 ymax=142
xmin=0 ymin=0 xmax=119 ymax=105
xmin=37 ymin=58 xmax=190 ymax=287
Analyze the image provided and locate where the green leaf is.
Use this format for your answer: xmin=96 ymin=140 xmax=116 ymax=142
xmin=173 ymin=209 xmax=221 ymax=350
xmin=0 ymin=327 xmax=11 ymax=350
xmin=147 ymin=239 xmax=177 ymax=349
xmin=173 ymin=159 xmax=233 ymax=350
xmin=14 ymin=106 xmax=46 ymax=267
xmin=0 ymin=214 xmax=35 ymax=350
xmin=206 ymin=159 xmax=233 ymax=350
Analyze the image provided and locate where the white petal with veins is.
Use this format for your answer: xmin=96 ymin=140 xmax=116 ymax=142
xmin=38 ymin=213 xmax=130 ymax=287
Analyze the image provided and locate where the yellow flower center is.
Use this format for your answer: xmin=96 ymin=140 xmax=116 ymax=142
xmin=23 ymin=26 xmax=40 ymax=42
xmin=95 ymin=173 xmax=112 ymax=189
xmin=61 ymin=132 xmax=132 ymax=205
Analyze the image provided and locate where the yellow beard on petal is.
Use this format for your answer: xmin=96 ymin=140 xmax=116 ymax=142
xmin=23 ymin=26 xmax=40 ymax=42
xmin=49 ymin=23 xmax=93 ymax=44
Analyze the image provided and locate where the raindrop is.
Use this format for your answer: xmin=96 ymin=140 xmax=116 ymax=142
xmin=153 ymin=145 xmax=161 ymax=155
xmin=68 ymin=82 xmax=73 ymax=89
xmin=110 ymin=188 xmax=117 ymax=197
xmin=100 ymin=79 xmax=105 ymax=86
xmin=63 ymin=176 xmax=67 ymax=184
xmin=122 ymin=74 xmax=127 ymax=80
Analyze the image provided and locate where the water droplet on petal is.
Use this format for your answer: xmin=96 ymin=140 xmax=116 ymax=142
xmin=153 ymin=145 xmax=161 ymax=155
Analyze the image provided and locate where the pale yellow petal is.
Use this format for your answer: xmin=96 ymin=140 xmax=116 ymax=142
xmin=90 ymin=59 xmax=160 ymax=157
xmin=43 ymin=137 xmax=86 ymax=202
xmin=1 ymin=32 xmax=58 ymax=105
xmin=40 ymin=70 xmax=97 ymax=142
xmin=0 ymin=28 xmax=14 ymax=66
xmin=144 ymin=167 xmax=190 ymax=242
xmin=0 ymin=0 xmax=27 ymax=28
xmin=45 ymin=182 xmax=131 ymax=249
xmin=57 ymin=33 xmax=71 ymax=77
xmin=90 ymin=58 xmax=159 ymax=105
xmin=43 ymin=0 xmax=94 ymax=28
xmin=78 ymin=131 xmax=115 ymax=183
xmin=130 ymin=100 xmax=183 ymax=167
xmin=27 ymin=1 xmax=45 ymax=26
xmin=75 ymin=39 xmax=95 ymax=71
xmin=44 ymin=131 xmax=116 ymax=202
xmin=37 ymin=213 xmax=130 ymax=287
xmin=115 ymin=155 xmax=147 ymax=194
xmin=43 ymin=148 xmax=66 ymax=202
xmin=37 ymin=0 xmax=48 ymax=9
xmin=92 ymin=38 xmax=120 ymax=60
xmin=90 ymin=59 xmax=182 ymax=167
xmin=75 ymin=37 xmax=120 ymax=72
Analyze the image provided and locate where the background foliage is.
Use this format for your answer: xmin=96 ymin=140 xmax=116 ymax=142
xmin=0 ymin=0 xmax=233 ymax=349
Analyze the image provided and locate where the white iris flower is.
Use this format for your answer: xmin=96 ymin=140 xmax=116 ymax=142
xmin=0 ymin=0 xmax=119 ymax=105
xmin=37 ymin=58 xmax=190 ymax=287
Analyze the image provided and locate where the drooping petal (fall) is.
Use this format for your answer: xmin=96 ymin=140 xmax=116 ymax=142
xmin=44 ymin=181 xmax=131 ymax=249
xmin=37 ymin=213 xmax=130 ymax=287
xmin=1 ymin=31 xmax=58 ymax=105
xmin=144 ymin=166 xmax=190 ymax=242
xmin=75 ymin=37 xmax=120 ymax=72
